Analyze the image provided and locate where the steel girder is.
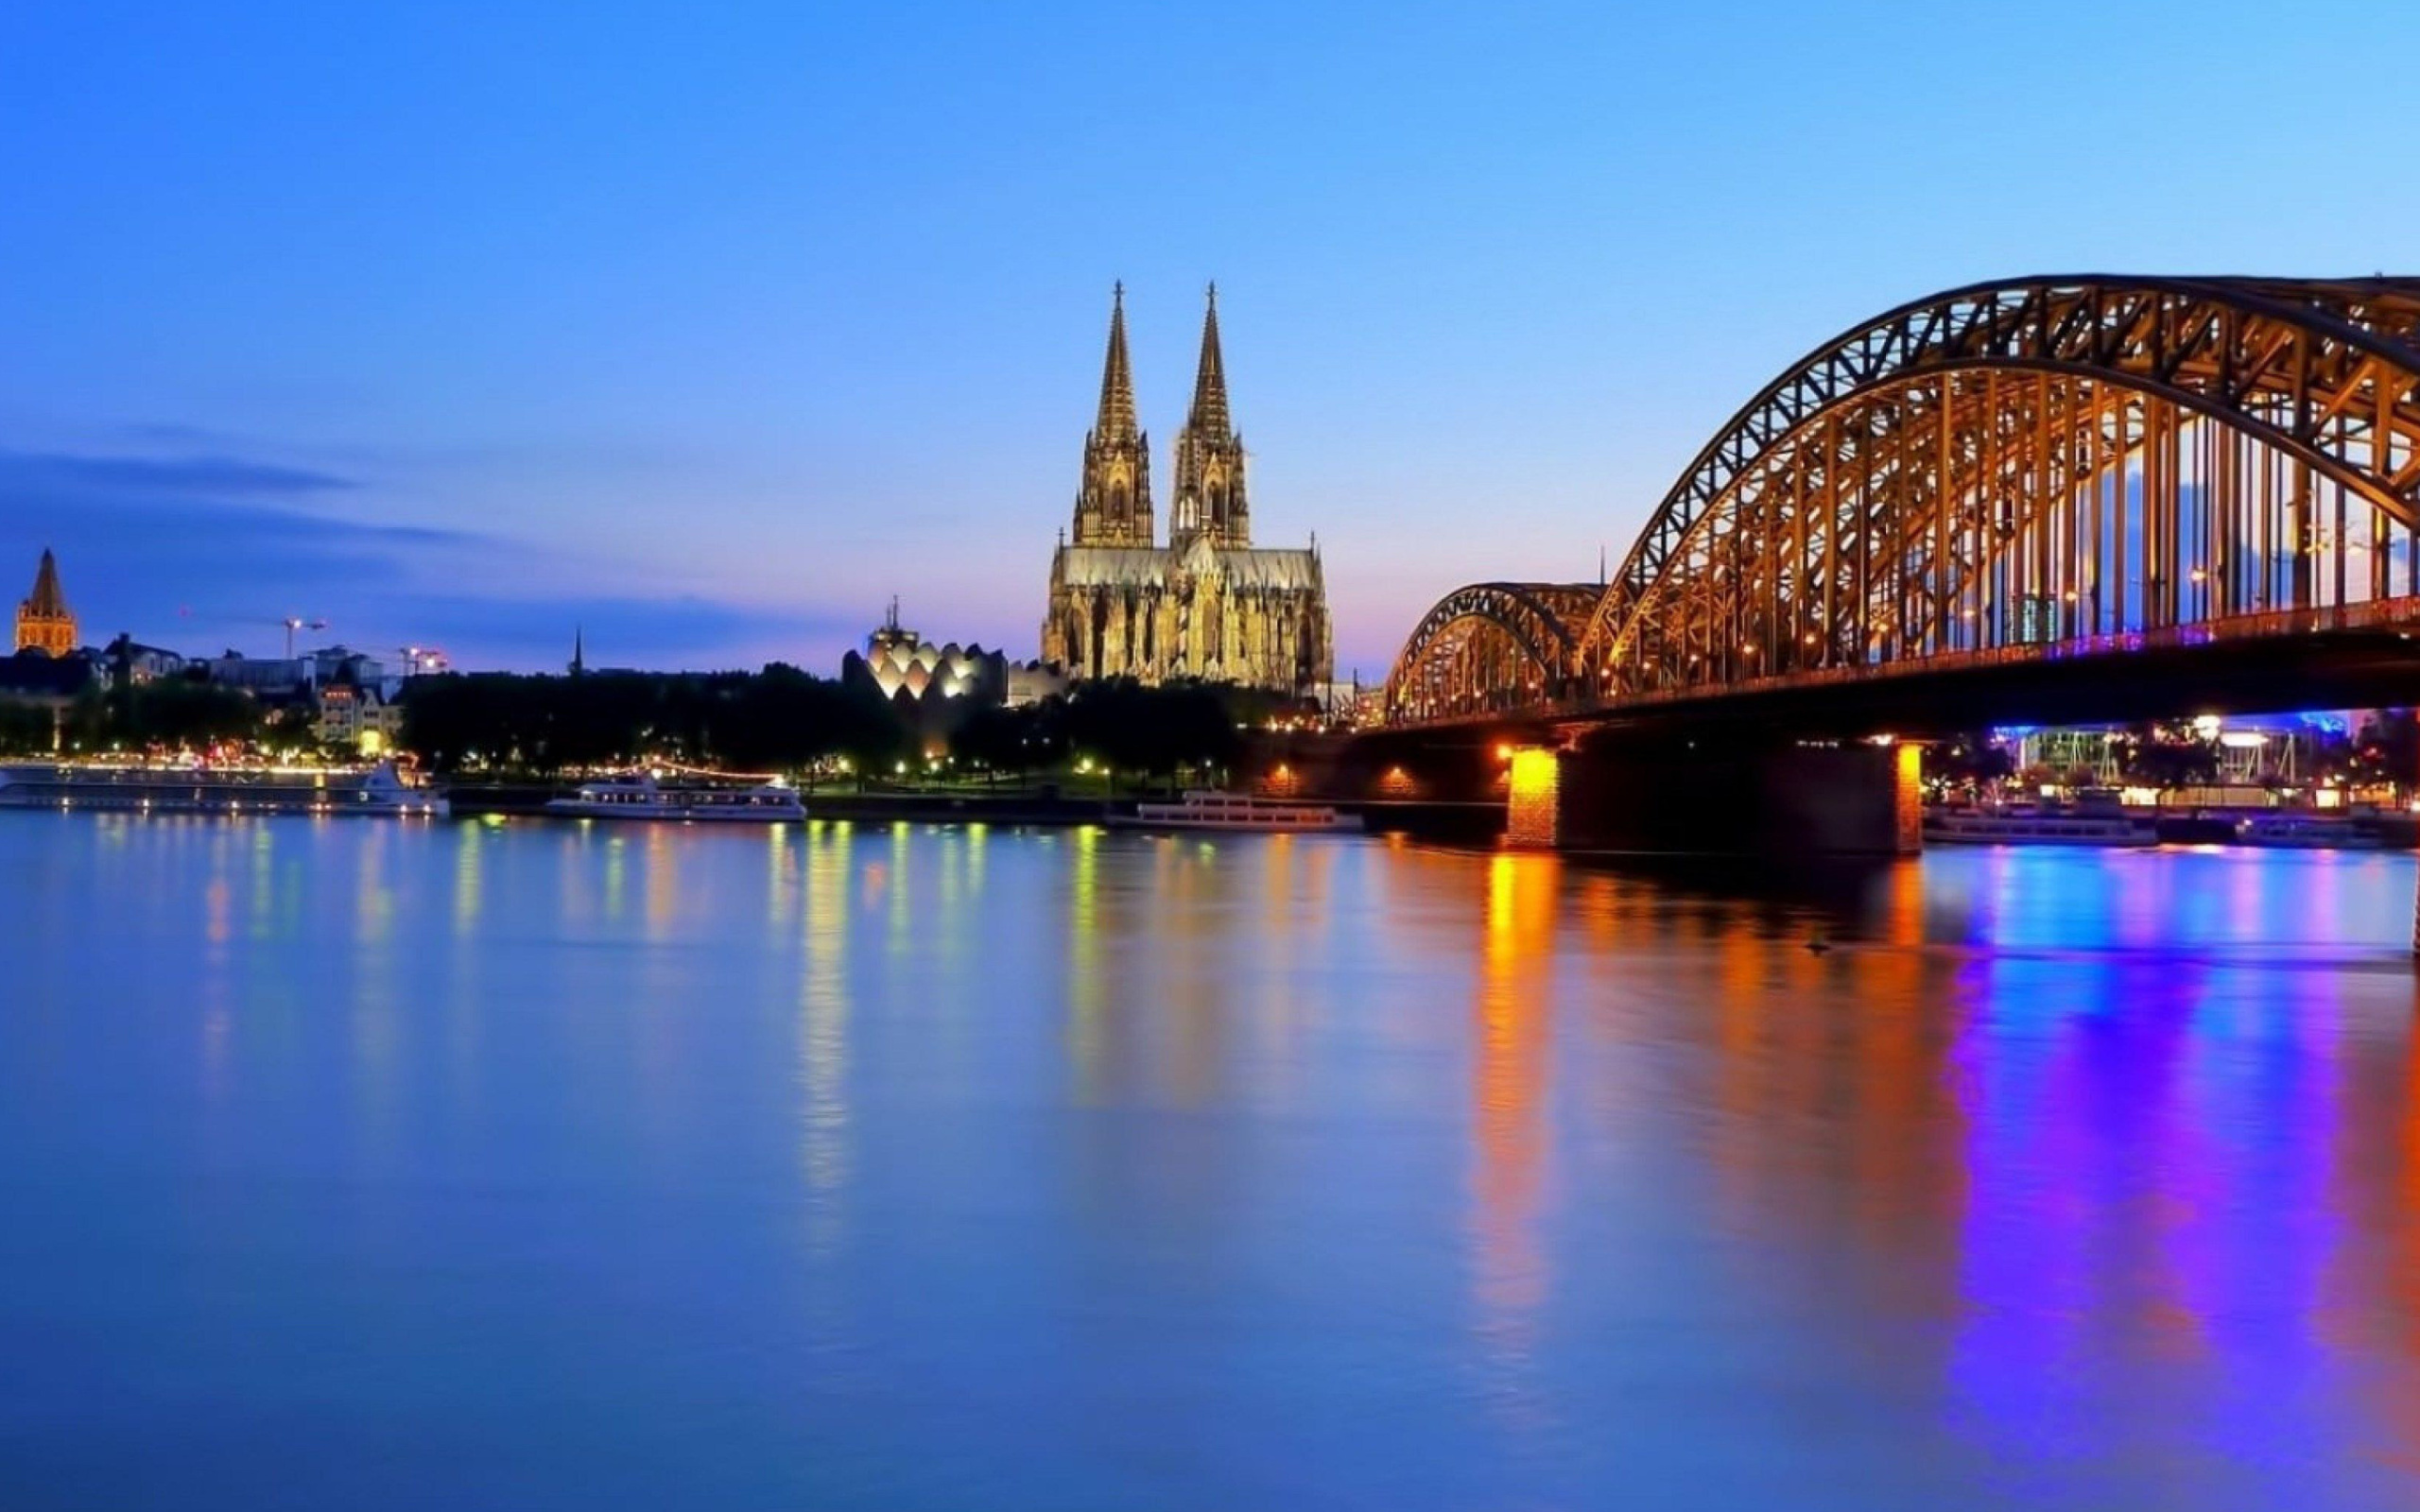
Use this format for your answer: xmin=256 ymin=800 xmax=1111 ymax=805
xmin=1381 ymin=582 xmax=1599 ymax=721
xmin=1375 ymin=276 xmax=2420 ymax=728
xmin=1576 ymin=276 xmax=2420 ymax=680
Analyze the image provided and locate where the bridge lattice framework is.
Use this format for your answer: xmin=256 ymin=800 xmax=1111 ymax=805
xmin=1384 ymin=276 xmax=2420 ymax=726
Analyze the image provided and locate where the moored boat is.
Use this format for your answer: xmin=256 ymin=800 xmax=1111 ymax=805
xmin=2232 ymin=813 xmax=2387 ymax=850
xmin=1922 ymin=804 xmax=2157 ymax=848
xmin=0 ymin=760 xmax=448 ymax=817
xmin=543 ymin=773 xmax=804 ymax=822
xmin=1115 ymin=790 xmax=1362 ymax=833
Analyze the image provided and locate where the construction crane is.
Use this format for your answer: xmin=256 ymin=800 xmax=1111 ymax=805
xmin=170 ymin=609 xmax=329 ymax=658
xmin=279 ymin=616 xmax=329 ymax=658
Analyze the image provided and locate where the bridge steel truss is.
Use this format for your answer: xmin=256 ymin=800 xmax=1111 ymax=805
xmin=1379 ymin=581 xmax=1602 ymax=717
xmin=1384 ymin=276 xmax=2420 ymax=725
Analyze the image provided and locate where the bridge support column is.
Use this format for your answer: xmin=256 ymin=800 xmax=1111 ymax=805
xmin=1504 ymin=746 xmax=1561 ymax=849
xmin=1893 ymin=741 xmax=1924 ymax=856
xmin=1550 ymin=738 xmax=1915 ymax=856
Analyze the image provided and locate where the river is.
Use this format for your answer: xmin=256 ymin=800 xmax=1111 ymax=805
xmin=3 ymin=816 xmax=2417 ymax=1509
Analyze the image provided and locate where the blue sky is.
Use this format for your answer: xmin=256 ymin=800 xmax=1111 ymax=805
xmin=4 ymin=0 xmax=2414 ymax=676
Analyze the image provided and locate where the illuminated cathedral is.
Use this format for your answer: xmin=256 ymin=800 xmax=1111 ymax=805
xmin=1041 ymin=285 xmax=1332 ymax=696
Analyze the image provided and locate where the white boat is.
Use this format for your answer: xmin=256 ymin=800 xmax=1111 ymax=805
xmin=2233 ymin=813 xmax=2384 ymax=850
xmin=544 ymin=773 xmax=804 ymax=822
xmin=1923 ymin=805 xmax=2156 ymax=848
xmin=1117 ymin=790 xmax=1362 ymax=833
xmin=0 ymin=760 xmax=448 ymax=817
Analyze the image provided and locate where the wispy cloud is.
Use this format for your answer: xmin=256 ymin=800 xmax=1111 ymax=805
xmin=0 ymin=439 xmax=846 ymax=671
xmin=0 ymin=446 xmax=489 ymax=609
xmin=0 ymin=447 xmax=358 ymax=498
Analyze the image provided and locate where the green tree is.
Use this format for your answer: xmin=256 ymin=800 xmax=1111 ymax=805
xmin=118 ymin=680 xmax=264 ymax=749
xmin=0 ymin=699 xmax=57 ymax=755
xmin=401 ymin=666 xmax=911 ymax=779
xmin=1931 ymin=732 xmax=2014 ymax=794
xmin=1062 ymin=678 xmax=1243 ymax=787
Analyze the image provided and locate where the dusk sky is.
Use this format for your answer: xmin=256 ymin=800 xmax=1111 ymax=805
xmin=6 ymin=0 xmax=2414 ymax=677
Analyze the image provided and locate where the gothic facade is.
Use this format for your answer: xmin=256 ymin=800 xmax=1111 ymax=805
xmin=1041 ymin=286 xmax=1332 ymax=696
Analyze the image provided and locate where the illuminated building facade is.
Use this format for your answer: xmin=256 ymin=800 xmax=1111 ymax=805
xmin=845 ymin=598 xmax=1064 ymax=709
xmin=315 ymin=669 xmax=403 ymax=753
xmin=1041 ymin=285 xmax=1333 ymax=696
xmin=14 ymin=548 xmax=77 ymax=657
xmin=843 ymin=600 xmax=1067 ymax=750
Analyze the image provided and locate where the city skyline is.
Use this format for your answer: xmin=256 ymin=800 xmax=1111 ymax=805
xmin=6 ymin=0 xmax=2416 ymax=674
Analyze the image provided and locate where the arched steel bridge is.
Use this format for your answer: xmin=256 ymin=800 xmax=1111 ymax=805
xmin=1383 ymin=275 xmax=2420 ymax=727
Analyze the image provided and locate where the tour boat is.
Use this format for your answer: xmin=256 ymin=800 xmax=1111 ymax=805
xmin=1922 ymin=805 xmax=2156 ymax=848
xmin=0 ymin=760 xmax=449 ymax=817
xmin=544 ymin=773 xmax=805 ymax=822
xmin=2232 ymin=813 xmax=2386 ymax=850
xmin=1116 ymin=790 xmax=1363 ymax=833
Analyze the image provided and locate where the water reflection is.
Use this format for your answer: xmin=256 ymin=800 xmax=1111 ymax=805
xmin=6 ymin=822 xmax=2419 ymax=1508
xmin=800 ymin=820 xmax=853 ymax=1246
xmin=453 ymin=820 xmax=482 ymax=936
xmin=1469 ymin=852 xmax=1557 ymax=1428
xmin=884 ymin=821 xmax=911 ymax=959
xmin=643 ymin=824 xmax=676 ymax=938
xmin=766 ymin=818 xmax=790 ymax=928
xmin=1066 ymin=825 xmax=1104 ymax=1098
xmin=603 ymin=830 xmax=627 ymax=919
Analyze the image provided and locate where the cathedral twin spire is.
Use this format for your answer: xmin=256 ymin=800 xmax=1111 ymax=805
xmin=1184 ymin=283 xmax=1231 ymax=439
xmin=1072 ymin=283 xmax=1152 ymax=548
xmin=1172 ymin=282 xmax=1246 ymax=549
xmin=1095 ymin=282 xmax=1139 ymax=442
xmin=1070 ymin=284 xmax=1245 ymax=550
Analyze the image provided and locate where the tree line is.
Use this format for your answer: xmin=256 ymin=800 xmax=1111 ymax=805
xmin=400 ymin=667 xmax=1286 ymax=784
xmin=400 ymin=666 xmax=906 ymax=775
xmin=0 ymin=679 xmax=285 ymax=757
xmin=0 ymin=662 xmax=1296 ymax=781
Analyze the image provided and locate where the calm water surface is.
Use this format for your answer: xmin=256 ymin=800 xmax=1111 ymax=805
xmin=4 ymin=816 xmax=2420 ymax=1509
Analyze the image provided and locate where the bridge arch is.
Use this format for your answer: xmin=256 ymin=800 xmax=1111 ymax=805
xmin=1571 ymin=276 xmax=2420 ymax=700
xmin=1381 ymin=582 xmax=1599 ymax=722
xmin=1376 ymin=278 xmax=2420 ymax=726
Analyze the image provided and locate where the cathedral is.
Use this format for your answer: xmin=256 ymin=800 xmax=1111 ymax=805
xmin=1041 ymin=285 xmax=1332 ymax=696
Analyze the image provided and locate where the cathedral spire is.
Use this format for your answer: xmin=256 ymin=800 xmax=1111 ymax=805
xmin=1171 ymin=283 xmax=1248 ymax=549
xmin=1069 ymin=284 xmax=1152 ymax=547
xmin=1185 ymin=282 xmax=1231 ymax=439
xmin=1095 ymin=281 xmax=1138 ymax=441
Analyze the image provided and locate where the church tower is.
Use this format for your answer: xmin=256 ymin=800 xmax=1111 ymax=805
xmin=14 ymin=548 xmax=76 ymax=658
xmin=1170 ymin=283 xmax=1249 ymax=550
xmin=1069 ymin=284 xmax=1153 ymax=548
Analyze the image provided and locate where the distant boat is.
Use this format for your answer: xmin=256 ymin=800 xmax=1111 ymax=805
xmin=2233 ymin=813 xmax=2385 ymax=850
xmin=544 ymin=773 xmax=804 ymax=823
xmin=1115 ymin=790 xmax=1362 ymax=833
xmin=1923 ymin=803 xmax=2155 ymax=848
xmin=0 ymin=759 xmax=448 ymax=817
